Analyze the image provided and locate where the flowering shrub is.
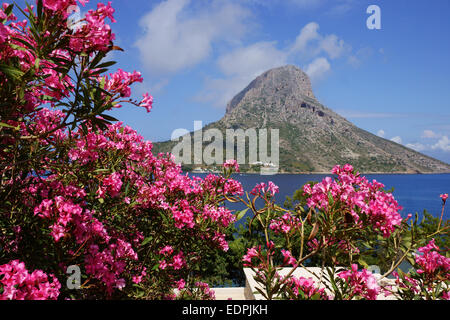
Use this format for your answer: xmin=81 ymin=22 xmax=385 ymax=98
xmin=0 ymin=0 xmax=243 ymax=299
xmin=392 ymin=239 xmax=449 ymax=300
xmin=237 ymin=165 xmax=449 ymax=300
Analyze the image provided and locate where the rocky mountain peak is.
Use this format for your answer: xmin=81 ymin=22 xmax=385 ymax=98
xmin=225 ymin=65 xmax=316 ymax=114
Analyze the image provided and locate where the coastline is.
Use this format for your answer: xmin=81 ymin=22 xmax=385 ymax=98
xmin=186 ymin=171 xmax=450 ymax=175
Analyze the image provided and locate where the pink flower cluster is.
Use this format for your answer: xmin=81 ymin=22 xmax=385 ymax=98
xmin=84 ymin=240 xmax=138 ymax=294
xmin=42 ymin=0 xmax=86 ymax=14
xmin=280 ymin=249 xmax=297 ymax=266
xmin=104 ymin=69 xmax=143 ymax=99
xmin=223 ymin=159 xmax=240 ymax=172
xmin=140 ymin=93 xmax=153 ymax=113
xmin=270 ymin=213 xmax=302 ymax=235
xmin=250 ymin=181 xmax=279 ymax=197
xmin=337 ymin=264 xmax=380 ymax=300
xmin=194 ymin=281 xmax=215 ymax=300
xmin=202 ymin=205 xmax=236 ymax=228
xmin=415 ymin=239 xmax=450 ymax=278
xmin=285 ymin=276 xmax=328 ymax=300
xmin=159 ymin=249 xmax=186 ymax=271
xmin=69 ymin=2 xmax=116 ymax=52
xmin=0 ymin=3 xmax=15 ymax=44
xmin=97 ymin=172 xmax=123 ymax=198
xmin=242 ymin=246 xmax=261 ymax=267
xmin=303 ymin=164 xmax=403 ymax=237
xmin=0 ymin=260 xmax=60 ymax=300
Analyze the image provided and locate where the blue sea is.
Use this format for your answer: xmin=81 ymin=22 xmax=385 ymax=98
xmin=188 ymin=173 xmax=450 ymax=222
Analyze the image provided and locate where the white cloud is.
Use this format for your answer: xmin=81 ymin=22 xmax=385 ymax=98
xmin=377 ymin=129 xmax=385 ymax=138
xmin=135 ymin=0 xmax=251 ymax=75
xmin=319 ymin=34 xmax=350 ymax=59
xmin=217 ymin=42 xmax=286 ymax=78
xmin=422 ymin=130 xmax=441 ymax=139
xmin=290 ymin=22 xmax=350 ymax=60
xmin=390 ymin=136 xmax=402 ymax=144
xmin=431 ymin=136 xmax=450 ymax=152
xmin=304 ymin=57 xmax=331 ymax=83
xmin=198 ymin=42 xmax=287 ymax=107
xmin=290 ymin=22 xmax=321 ymax=55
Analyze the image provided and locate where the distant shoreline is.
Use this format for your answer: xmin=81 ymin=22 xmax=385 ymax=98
xmin=186 ymin=171 xmax=450 ymax=175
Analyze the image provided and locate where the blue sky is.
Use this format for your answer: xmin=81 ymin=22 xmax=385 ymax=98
xmin=34 ymin=0 xmax=450 ymax=163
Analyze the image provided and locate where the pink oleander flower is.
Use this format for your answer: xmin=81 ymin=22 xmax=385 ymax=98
xmin=97 ymin=172 xmax=123 ymax=198
xmin=104 ymin=69 xmax=143 ymax=98
xmin=250 ymin=181 xmax=279 ymax=197
xmin=338 ymin=264 xmax=380 ymax=300
xmin=0 ymin=260 xmax=61 ymax=300
xmin=195 ymin=281 xmax=215 ymax=300
xmin=281 ymin=249 xmax=297 ymax=266
xmin=286 ymin=276 xmax=328 ymax=300
xmin=159 ymin=260 xmax=167 ymax=270
xmin=0 ymin=21 xmax=9 ymax=44
xmin=175 ymin=278 xmax=185 ymax=290
xmin=440 ymin=193 xmax=448 ymax=203
xmin=270 ymin=213 xmax=301 ymax=235
xmin=242 ymin=247 xmax=259 ymax=265
xmin=213 ymin=232 xmax=229 ymax=252
xmin=443 ymin=291 xmax=450 ymax=300
xmin=170 ymin=251 xmax=186 ymax=270
xmin=159 ymin=246 xmax=174 ymax=256
xmin=42 ymin=0 xmax=76 ymax=13
xmin=223 ymin=159 xmax=240 ymax=172
xmin=304 ymin=164 xmax=402 ymax=238
xmin=69 ymin=2 xmax=116 ymax=52
xmin=132 ymin=268 xmax=147 ymax=284
xmin=140 ymin=93 xmax=153 ymax=113
xmin=415 ymin=239 xmax=450 ymax=276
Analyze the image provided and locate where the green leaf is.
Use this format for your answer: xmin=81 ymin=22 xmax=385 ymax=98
xmin=327 ymin=191 xmax=334 ymax=206
xmin=95 ymin=61 xmax=117 ymax=69
xmin=100 ymin=114 xmax=119 ymax=122
xmin=0 ymin=64 xmax=25 ymax=80
xmin=0 ymin=122 xmax=20 ymax=130
xmin=11 ymin=37 xmax=36 ymax=52
xmin=89 ymin=51 xmax=107 ymax=69
xmin=358 ymin=257 xmax=369 ymax=269
xmin=235 ymin=208 xmax=249 ymax=222
xmin=141 ymin=236 xmax=153 ymax=247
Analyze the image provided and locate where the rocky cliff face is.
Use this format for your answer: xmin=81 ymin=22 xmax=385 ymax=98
xmin=225 ymin=65 xmax=316 ymax=114
xmin=154 ymin=65 xmax=450 ymax=173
